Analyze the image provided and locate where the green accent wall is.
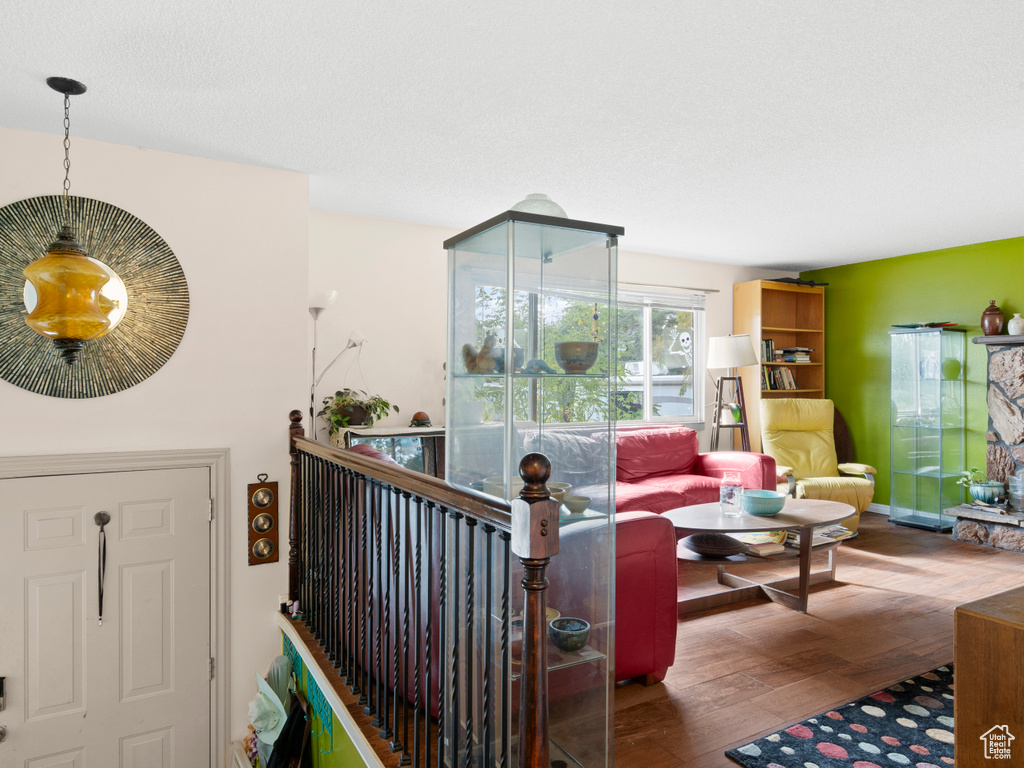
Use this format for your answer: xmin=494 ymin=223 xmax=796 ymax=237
xmin=801 ymin=236 xmax=1024 ymax=506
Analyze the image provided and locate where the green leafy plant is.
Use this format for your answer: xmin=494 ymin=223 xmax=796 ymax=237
xmin=318 ymin=388 xmax=399 ymax=434
xmin=957 ymin=467 xmax=989 ymax=488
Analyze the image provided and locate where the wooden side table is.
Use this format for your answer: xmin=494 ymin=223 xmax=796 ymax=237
xmin=955 ymin=586 xmax=1024 ymax=767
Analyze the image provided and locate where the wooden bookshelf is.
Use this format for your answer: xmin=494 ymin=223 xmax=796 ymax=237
xmin=733 ymin=280 xmax=825 ymax=451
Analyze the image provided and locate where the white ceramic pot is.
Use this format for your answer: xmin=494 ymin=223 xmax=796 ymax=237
xmin=1009 ymin=313 xmax=1024 ymax=336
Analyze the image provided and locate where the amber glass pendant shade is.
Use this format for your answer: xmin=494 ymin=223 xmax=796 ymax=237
xmin=24 ymin=225 xmax=112 ymax=363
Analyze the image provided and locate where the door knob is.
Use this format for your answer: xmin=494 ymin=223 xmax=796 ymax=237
xmin=0 ymin=725 xmax=7 ymax=742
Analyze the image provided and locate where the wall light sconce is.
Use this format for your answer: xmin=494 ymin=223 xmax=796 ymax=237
xmin=22 ymin=77 xmax=126 ymax=365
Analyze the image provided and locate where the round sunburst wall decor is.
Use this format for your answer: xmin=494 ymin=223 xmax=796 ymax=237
xmin=0 ymin=195 xmax=189 ymax=398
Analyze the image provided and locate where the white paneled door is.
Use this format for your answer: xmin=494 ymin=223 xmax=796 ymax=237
xmin=0 ymin=468 xmax=211 ymax=767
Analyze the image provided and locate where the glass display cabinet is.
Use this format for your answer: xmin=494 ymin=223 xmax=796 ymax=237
xmin=445 ymin=209 xmax=621 ymax=768
xmin=889 ymin=327 xmax=965 ymax=531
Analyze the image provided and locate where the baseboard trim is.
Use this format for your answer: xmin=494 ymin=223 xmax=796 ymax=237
xmin=865 ymin=503 xmax=889 ymax=516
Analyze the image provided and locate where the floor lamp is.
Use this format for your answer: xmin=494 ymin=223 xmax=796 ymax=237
xmin=707 ymin=334 xmax=758 ymax=451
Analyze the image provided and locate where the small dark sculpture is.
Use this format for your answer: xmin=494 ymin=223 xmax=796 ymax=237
xmin=410 ymin=411 xmax=431 ymax=427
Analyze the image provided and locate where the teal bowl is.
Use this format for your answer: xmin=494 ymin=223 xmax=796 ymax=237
xmin=741 ymin=489 xmax=787 ymax=516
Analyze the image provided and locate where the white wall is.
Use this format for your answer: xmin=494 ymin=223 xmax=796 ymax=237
xmin=309 ymin=210 xmax=794 ymax=448
xmin=0 ymin=127 xmax=308 ymax=742
xmin=308 ymin=211 xmax=454 ymax=436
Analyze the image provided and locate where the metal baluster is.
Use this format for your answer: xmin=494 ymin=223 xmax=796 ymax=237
xmin=337 ymin=467 xmax=348 ymax=672
xmin=300 ymin=453 xmax=310 ymax=628
xmin=390 ymin=488 xmax=405 ymax=757
xmin=314 ymin=457 xmax=324 ymax=643
xmin=437 ymin=506 xmax=448 ymax=768
xmin=303 ymin=455 xmax=313 ymax=634
xmin=399 ymin=491 xmax=412 ymax=765
xmin=450 ymin=511 xmax=463 ymax=763
xmin=424 ymin=500 xmax=436 ymax=768
xmin=482 ymin=523 xmax=495 ymax=768
xmin=327 ymin=464 xmax=338 ymax=665
xmin=379 ymin=484 xmax=394 ymax=741
xmin=349 ymin=473 xmax=360 ymax=691
xmin=499 ymin=530 xmax=511 ymax=768
xmin=412 ymin=496 xmax=423 ymax=768
xmin=464 ymin=517 xmax=477 ymax=768
xmin=366 ymin=478 xmax=380 ymax=719
xmin=359 ymin=478 xmax=369 ymax=705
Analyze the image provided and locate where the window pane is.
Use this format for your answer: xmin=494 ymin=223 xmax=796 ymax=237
xmin=615 ymin=305 xmax=645 ymax=421
xmin=651 ymin=308 xmax=696 ymax=418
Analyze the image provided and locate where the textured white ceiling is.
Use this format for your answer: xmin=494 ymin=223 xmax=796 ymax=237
xmin=3 ymin=0 xmax=1024 ymax=270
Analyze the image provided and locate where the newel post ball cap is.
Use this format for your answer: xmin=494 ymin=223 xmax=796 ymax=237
xmin=519 ymin=453 xmax=553 ymax=501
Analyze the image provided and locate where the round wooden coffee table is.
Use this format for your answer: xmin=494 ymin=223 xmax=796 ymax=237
xmin=662 ymin=498 xmax=856 ymax=613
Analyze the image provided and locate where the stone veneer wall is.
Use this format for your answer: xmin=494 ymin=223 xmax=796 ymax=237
xmin=985 ymin=344 xmax=1024 ymax=481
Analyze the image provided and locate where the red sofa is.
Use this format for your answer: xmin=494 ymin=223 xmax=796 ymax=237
xmin=573 ymin=425 xmax=776 ymax=516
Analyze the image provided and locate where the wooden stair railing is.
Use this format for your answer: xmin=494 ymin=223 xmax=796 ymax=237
xmin=285 ymin=410 xmax=558 ymax=768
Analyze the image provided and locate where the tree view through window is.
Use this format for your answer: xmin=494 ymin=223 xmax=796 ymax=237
xmin=468 ymin=287 xmax=704 ymax=426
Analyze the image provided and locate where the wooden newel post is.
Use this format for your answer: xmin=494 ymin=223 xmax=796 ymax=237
xmin=288 ymin=409 xmax=304 ymax=603
xmin=512 ymin=453 xmax=560 ymax=768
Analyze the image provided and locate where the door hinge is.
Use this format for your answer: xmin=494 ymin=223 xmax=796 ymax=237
xmin=208 ymin=499 xmax=214 ymax=522
xmin=209 ymin=657 xmax=215 ymax=680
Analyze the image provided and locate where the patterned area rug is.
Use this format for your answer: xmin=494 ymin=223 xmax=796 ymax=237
xmin=725 ymin=665 xmax=954 ymax=768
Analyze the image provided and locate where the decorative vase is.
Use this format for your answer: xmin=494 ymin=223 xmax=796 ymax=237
xmin=981 ymin=300 xmax=1005 ymax=336
xmin=1009 ymin=313 xmax=1024 ymax=336
xmin=553 ymin=341 xmax=599 ymax=373
xmin=970 ymin=481 xmax=1004 ymax=504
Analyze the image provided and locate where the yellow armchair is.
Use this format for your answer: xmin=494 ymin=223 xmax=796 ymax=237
xmin=761 ymin=399 xmax=875 ymax=536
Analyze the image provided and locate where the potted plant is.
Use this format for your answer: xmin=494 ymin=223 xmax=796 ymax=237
xmin=318 ymin=388 xmax=399 ymax=436
xmin=957 ymin=467 xmax=1004 ymax=504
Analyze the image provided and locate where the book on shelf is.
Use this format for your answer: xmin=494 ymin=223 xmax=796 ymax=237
xmin=761 ymin=338 xmax=775 ymax=363
xmin=731 ymin=529 xmax=787 ymax=546
xmin=762 ymin=365 xmax=798 ymax=390
xmin=783 ymin=524 xmax=852 ymax=548
xmin=746 ymin=541 xmax=786 ymax=557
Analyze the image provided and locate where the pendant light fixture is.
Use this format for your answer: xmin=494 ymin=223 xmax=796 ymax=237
xmin=23 ymin=77 xmax=121 ymax=365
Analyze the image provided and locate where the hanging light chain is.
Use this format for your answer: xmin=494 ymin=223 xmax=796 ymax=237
xmin=62 ymin=92 xmax=72 ymax=224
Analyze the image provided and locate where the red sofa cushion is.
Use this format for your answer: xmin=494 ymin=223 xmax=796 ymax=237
xmin=634 ymin=473 xmax=721 ymax=507
xmin=611 ymin=482 xmax=685 ymax=515
xmin=616 ymin=425 xmax=699 ymax=482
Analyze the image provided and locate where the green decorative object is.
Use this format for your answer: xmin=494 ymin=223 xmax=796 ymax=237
xmin=0 ymin=195 xmax=189 ymax=398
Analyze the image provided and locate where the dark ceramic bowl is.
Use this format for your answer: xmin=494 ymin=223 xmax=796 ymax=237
xmin=554 ymin=342 xmax=598 ymax=374
xmin=549 ymin=617 xmax=590 ymax=653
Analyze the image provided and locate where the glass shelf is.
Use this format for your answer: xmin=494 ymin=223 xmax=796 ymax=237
xmin=889 ymin=328 xmax=965 ymax=532
xmin=510 ymin=644 xmax=608 ymax=681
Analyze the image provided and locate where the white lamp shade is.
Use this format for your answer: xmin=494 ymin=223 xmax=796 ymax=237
xmin=309 ymin=289 xmax=338 ymax=311
xmin=707 ymin=334 xmax=758 ymax=370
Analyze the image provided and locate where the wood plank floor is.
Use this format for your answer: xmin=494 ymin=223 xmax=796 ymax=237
xmin=612 ymin=511 xmax=1024 ymax=767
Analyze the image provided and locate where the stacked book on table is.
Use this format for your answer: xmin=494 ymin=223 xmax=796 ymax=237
xmin=731 ymin=529 xmax=787 ymax=557
xmin=729 ymin=525 xmax=852 ymax=556
xmin=783 ymin=524 xmax=853 ymax=549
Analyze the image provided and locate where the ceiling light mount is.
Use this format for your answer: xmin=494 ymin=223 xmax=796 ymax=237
xmin=46 ymin=77 xmax=87 ymax=97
